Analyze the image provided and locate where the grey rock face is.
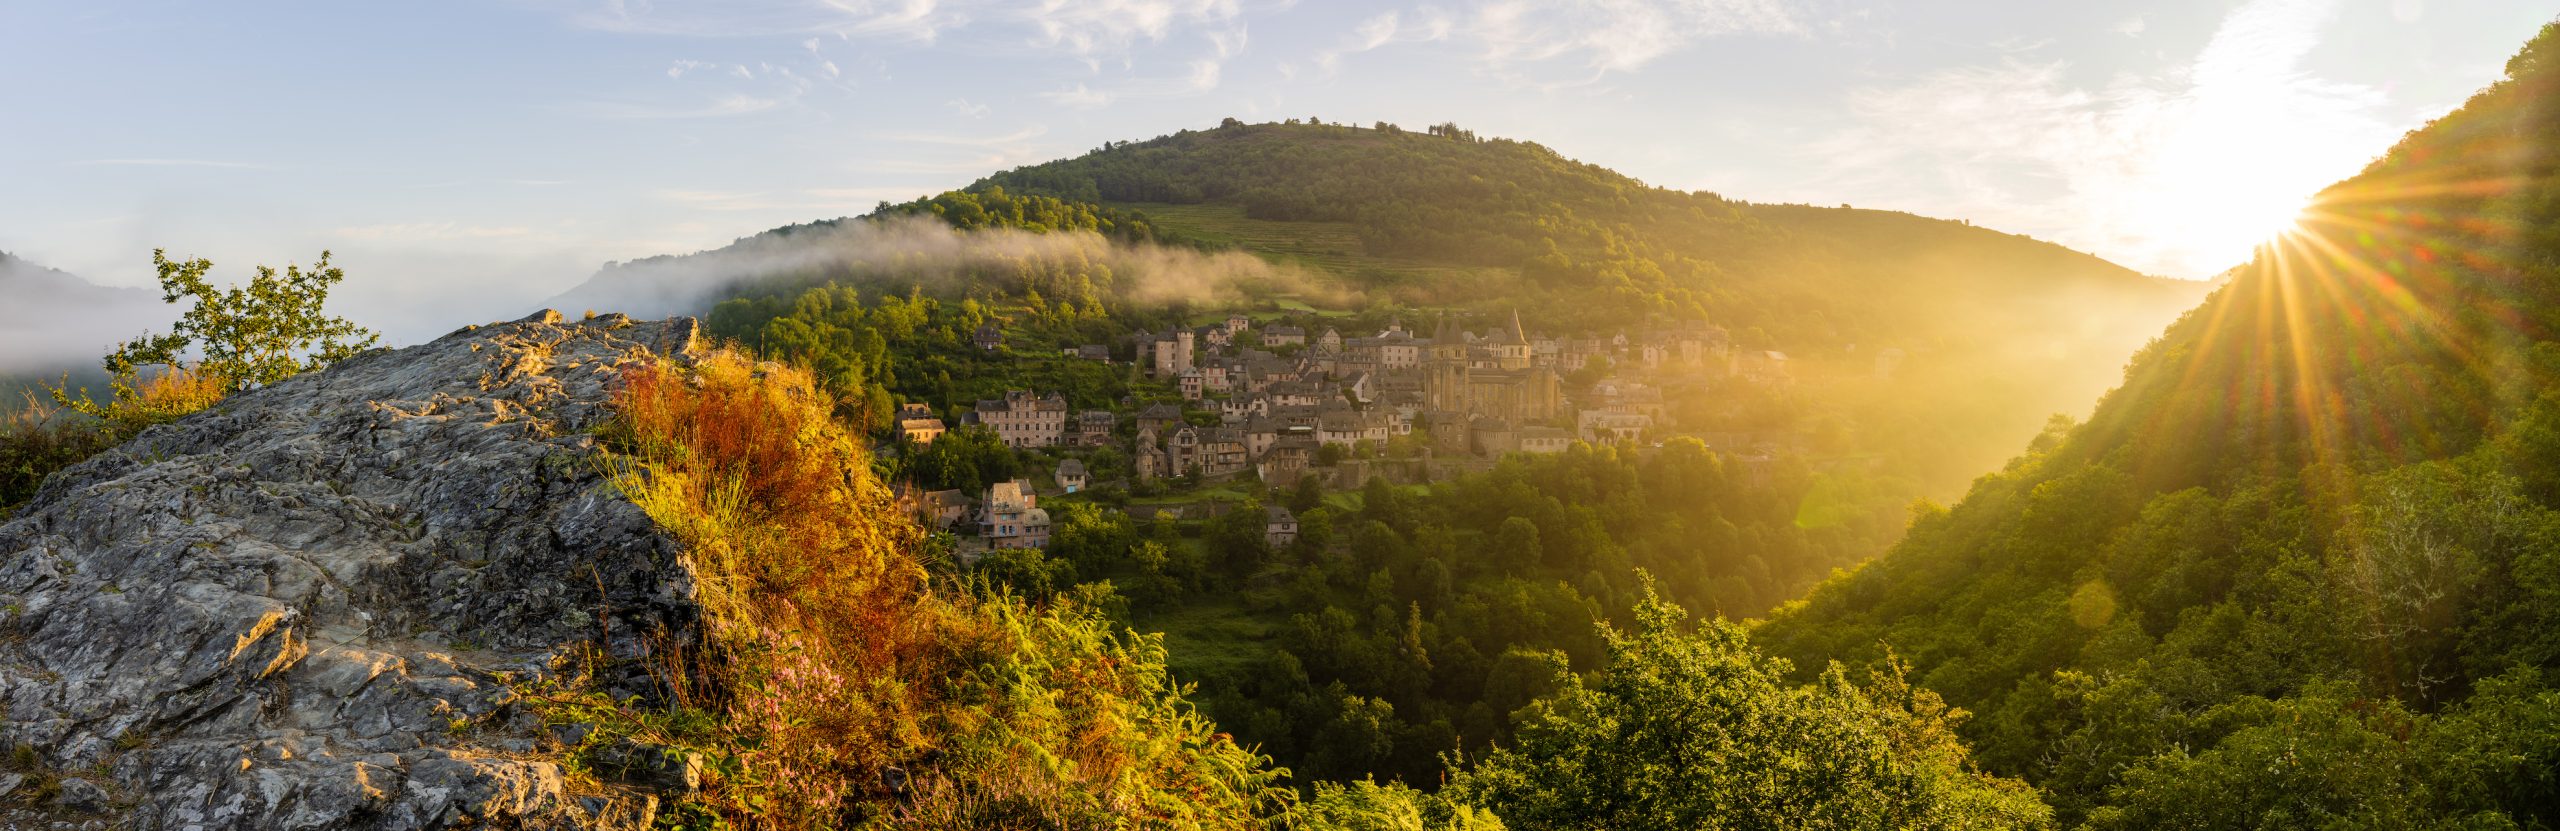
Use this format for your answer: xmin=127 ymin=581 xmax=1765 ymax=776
xmin=56 ymin=778 xmax=108 ymax=813
xmin=0 ymin=312 xmax=710 ymax=830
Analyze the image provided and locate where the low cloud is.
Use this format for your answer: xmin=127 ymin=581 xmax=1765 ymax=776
xmin=544 ymin=215 xmax=1351 ymax=321
xmin=0 ymin=255 xmax=166 ymax=375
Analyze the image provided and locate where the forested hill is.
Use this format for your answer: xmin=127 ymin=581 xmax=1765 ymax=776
xmin=973 ymin=119 xmax=2207 ymax=345
xmin=548 ymin=119 xmax=2215 ymax=492
xmin=1760 ymin=23 xmax=2560 ymax=827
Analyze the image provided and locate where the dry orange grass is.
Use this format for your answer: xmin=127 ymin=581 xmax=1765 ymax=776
xmin=609 ymin=351 xmax=982 ymax=826
xmin=598 ymin=348 xmax=1286 ymax=829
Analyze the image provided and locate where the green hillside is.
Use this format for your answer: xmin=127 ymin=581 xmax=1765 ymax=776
xmin=979 ymin=119 xmax=2206 ymax=346
xmin=1760 ymin=23 xmax=2560 ymax=827
xmin=947 ymin=120 xmax=2213 ymax=490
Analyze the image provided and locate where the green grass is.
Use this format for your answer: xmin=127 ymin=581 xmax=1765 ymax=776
xmin=1132 ymin=594 xmax=1283 ymax=680
xmin=1128 ymin=481 xmax=1262 ymax=509
xmin=1314 ymin=483 xmax=1427 ymax=515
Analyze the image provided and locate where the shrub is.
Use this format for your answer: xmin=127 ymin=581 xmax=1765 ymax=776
xmin=578 ymin=349 xmax=1290 ymax=828
xmin=1 ymin=395 xmax=117 ymax=518
xmin=2 ymin=371 xmax=225 ymax=519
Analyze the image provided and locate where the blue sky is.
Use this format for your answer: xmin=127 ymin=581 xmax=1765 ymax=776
xmin=2 ymin=0 xmax=2552 ymax=344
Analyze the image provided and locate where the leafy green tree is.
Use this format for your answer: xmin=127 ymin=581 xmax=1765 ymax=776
xmin=1450 ymin=581 xmax=2050 ymax=830
xmin=974 ymin=545 xmax=1076 ymax=598
xmin=1211 ymin=498 xmax=1276 ymax=576
xmin=57 ymin=249 xmax=376 ymax=422
xmin=98 ymin=249 xmax=377 ymax=393
xmin=1492 ymin=517 xmax=1541 ymax=574
xmin=1291 ymin=473 xmax=1330 ymax=514
xmin=1310 ymin=693 xmax=1402 ymax=782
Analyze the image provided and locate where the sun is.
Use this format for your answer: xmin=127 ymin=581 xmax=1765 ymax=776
xmin=2197 ymin=179 xmax=2313 ymax=245
xmin=2124 ymin=142 xmax=2322 ymax=276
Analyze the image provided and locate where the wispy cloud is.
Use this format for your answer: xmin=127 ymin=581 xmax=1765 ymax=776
xmin=945 ymin=97 xmax=991 ymax=118
xmin=573 ymin=94 xmax=786 ymax=119
xmin=552 ymin=1 xmax=1251 ymax=116
xmin=1799 ymin=0 xmax=2397 ymax=277
xmin=552 ymin=0 xmax=954 ymax=41
xmin=1017 ymin=0 xmax=1241 ymax=57
xmin=411 ymin=178 xmax=574 ymax=189
xmin=653 ymin=187 xmax=892 ymax=213
xmin=1037 ymin=57 xmax=1221 ymax=108
xmin=70 ymin=158 xmax=267 ymax=169
xmin=334 ymin=222 xmax=542 ymax=241
xmin=855 ymin=125 xmax=1057 ymax=173
xmin=1040 ymin=83 xmax=1113 ymax=108
xmin=553 ymin=0 xmax=1242 ymax=58
xmin=1308 ymin=0 xmax=1799 ymax=82
xmin=1467 ymin=0 xmax=1802 ymax=75
xmin=872 ymin=125 xmax=1049 ymax=147
xmin=1315 ymin=8 xmax=1454 ymax=73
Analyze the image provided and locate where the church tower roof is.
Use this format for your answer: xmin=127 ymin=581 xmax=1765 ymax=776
xmin=1432 ymin=314 xmax=1464 ymax=345
xmin=1489 ymin=309 xmax=1528 ymax=345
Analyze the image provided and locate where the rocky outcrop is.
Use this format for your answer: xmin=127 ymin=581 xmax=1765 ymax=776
xmin=0 ymin=311 xmax=708 ymax=830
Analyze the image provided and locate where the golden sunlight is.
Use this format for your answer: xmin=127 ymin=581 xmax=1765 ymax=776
xmin=2126 ymin=136 xmax=2321 ymax=275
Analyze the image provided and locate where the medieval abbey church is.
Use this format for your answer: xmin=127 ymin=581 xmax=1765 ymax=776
xmin=1426 ymin=311 xmax=1561 ymax=424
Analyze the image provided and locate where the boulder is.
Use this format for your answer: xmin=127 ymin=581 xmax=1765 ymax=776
xmin=0 ymin=313 xmax=711 ymax=830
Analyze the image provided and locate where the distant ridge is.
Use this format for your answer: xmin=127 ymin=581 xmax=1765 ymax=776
xmin=0 ymin=253 xmax=161 ymax=404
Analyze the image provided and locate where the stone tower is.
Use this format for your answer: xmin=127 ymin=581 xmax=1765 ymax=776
xmin=1426 ymin=315 xmax=1470 ymax=412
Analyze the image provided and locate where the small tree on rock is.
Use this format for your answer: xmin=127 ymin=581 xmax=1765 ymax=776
xmin=56 ymin=248 xmax=377 ymax=424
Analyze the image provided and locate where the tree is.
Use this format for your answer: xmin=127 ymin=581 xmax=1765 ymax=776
xmin=56 ymin=248 xmax=375 ymax=426
xmin=1212 ymin=498 xmax=1276 ymax=576
xmin=1492 ymin=517 xmax=1542 ymax=574
xmin=1291 ymin=474 xmax=1329 ymax=514
xmin=100 ymin=249 xmax=377 ymax=392
xmin=1310 ymin=693 xmax=1401 ymax=782
xmin=1448 ymin=580 xmax=2050 ymax=830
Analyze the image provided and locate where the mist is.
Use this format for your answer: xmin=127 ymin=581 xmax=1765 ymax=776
xmin=543 ymin=215 xmax=1349 ymax=319
xmin=0 ymin=254 xmax=165 ymax=376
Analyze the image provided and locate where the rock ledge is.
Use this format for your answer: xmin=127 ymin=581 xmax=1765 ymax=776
xmin=0 ymin=312 xmax=706 ymax=830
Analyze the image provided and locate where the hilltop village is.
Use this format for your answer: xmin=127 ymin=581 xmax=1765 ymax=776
xmin=892 ymin=310 xmax=1822 ymax=553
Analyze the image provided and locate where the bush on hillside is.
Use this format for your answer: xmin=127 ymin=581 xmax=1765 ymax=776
xmin=566 ymin=350 xmax=1290 ymax=828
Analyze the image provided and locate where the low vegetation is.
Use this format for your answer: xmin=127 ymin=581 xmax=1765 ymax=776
xmin=562 ymin=350 xmax=1289 ymax=828
xmin=6 ymin=249 xmax=370 ymax=518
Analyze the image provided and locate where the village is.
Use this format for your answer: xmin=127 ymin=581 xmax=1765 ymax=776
xmin=893 ymin=309 xmax=1821 ymax=556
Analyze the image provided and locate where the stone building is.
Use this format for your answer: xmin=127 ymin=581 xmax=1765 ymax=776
xmin=981 ymin=479 xmax=1050 ymax=549
xmin=1072 ymin=410 xmax=1118 ymax=447
xmin=1147 ymin=330 xmax=1197 ymax=379
xmin=1424 ymin=312 xmax=1562 ymax=426
xmin=1054 ymin=458 xmax=1088 ymax=494
xmin=1265 ymin=506 xmax=1300 ymax=547
xmin=972 ymin=390 xmax=1068 ymax=448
